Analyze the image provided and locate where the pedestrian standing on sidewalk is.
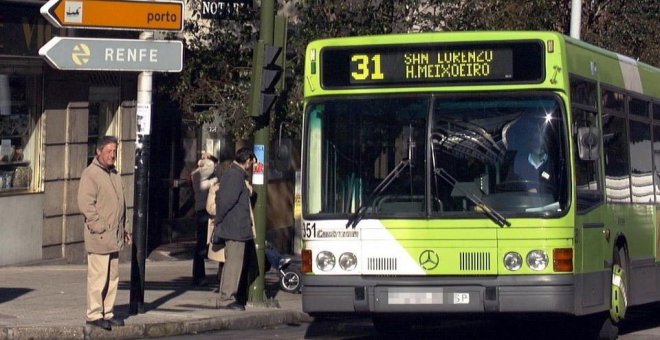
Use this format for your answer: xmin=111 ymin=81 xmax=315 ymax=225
xmin=206 ymin=153 xmax=234 ymax=290
xmin=77 ymin=135 xmax=131 ymax=331
xmin=214 ymin=147 xmax=257 ymax=311
xmin=190 ymin=154 xmax=219 ymax=286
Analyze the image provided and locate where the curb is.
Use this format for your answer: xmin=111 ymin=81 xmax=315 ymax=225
xmin=0 ymin=310 xmax=313 ymax=340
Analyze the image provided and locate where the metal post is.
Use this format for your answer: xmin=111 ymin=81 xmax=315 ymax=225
xmin=129 ymin=31 xmax=153 ymax=315
xmin=570 ymin=0 xmax=582 ymax=39
xmin=248 ymin=0 xmax=275 ymax=304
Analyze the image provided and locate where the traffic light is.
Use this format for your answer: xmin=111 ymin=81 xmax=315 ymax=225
xmin=259 ymin=42 xmax=282 ymax=117
xmin=250 ymin=15 xmax=287 ymax=118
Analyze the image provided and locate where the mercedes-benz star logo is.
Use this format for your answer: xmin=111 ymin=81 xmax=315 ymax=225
xmin=419 ymin=249 xmax=439 ymax=270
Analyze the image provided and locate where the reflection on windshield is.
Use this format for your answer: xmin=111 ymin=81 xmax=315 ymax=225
xmin=431 ymin=94 xmax=567 ymax=215
xmin=304 ymin=94 xmax=568 ymax=219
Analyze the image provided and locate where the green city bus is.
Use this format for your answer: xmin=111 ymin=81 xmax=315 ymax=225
xmin=299 ymin=31 xmax=660 ymax=336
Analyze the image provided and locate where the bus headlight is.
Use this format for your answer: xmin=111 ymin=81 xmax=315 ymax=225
xmin=339 ymin=252 xmax=357 ymax=271
xmin=527 ymin=250 xmax=549 ymax=271
xmin=316 ymin=251 xmax=336 ymax=271
xmin=504 ymin=252 xmax=522 ymax=271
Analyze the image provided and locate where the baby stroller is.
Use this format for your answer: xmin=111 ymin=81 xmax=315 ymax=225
xmin=265 ymin=242 xmax=301 ymax=293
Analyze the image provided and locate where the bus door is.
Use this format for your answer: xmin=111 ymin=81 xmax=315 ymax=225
xmin=576 ymin=210 xmax=608 ymax=310
xmin=573 ymin=111 xmax=608 ymax=311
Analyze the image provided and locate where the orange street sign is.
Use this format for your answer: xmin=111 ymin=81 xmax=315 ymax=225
xmin=40 ymin=0 xmax=184 ymax=31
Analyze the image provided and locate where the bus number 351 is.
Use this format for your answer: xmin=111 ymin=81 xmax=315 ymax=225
xmin=351 ymin=54 xmax=385 ymax=81
xmin=304 ymin=222 xmax=316 ymax=238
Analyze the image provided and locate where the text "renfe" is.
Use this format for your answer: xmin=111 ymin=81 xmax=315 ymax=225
xmin=105 ymin=48 xmax=158 ymax=63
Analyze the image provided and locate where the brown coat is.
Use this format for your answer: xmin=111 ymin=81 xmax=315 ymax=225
xmin=206 ymin=182 xmax=226 ymax=262
xmin=77 ymin=157 xmax=129 ymax=254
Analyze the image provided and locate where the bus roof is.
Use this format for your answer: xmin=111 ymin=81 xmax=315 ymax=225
xmin=305 ymin=31 xmax=659 ymax=98
xmin=563 ymin=35 xmax=659 ymax=98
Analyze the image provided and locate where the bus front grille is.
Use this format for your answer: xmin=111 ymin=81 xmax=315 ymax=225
xmin=459 ymin=252 xmax=491 ymax=271
xmin=367 ymin=257 xmax=397 ymax=271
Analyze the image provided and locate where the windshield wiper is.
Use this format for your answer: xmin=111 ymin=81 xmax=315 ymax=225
xmin=346 ymin=122 xmax=417 ymax=229
xmin=346 ymin=158 xmax=410 ymax=229
xmin=433 ymin=168 xmax=511 ymax=227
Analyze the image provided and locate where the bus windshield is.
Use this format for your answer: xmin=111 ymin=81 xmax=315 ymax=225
xmin=432 ymin=94 xmax=568 ymax=216
xmin=304 ymin=93 xmax=568 ymax=220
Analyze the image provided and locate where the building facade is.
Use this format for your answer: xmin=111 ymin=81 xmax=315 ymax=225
xmin=0 ymin=2 xmax=137 ymax=266
xmin=0 ymin=1 xmax=299 ymax=266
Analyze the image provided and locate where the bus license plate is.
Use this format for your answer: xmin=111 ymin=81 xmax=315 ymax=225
xmin=453 ymin=293 xmax=470 ymax=304
xmin=387 ymin=287 xmax=443 ymax=304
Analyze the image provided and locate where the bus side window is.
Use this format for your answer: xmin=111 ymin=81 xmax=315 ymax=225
xmin=653 ymin=104 xmax=660 ymax=204
xmin=602 ymin=89 xmax=631 ymax=203
xmin=570 ymin=77 xmax=602 ymax=212
xmin=574 ymin=109 xmax=602 ymax=211
xmin=629 ymin=98 xmax=652 ymax=204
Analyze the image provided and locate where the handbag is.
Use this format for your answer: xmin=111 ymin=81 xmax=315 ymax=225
xmin=211 ymin=223 xmax=225 ymax=246
xmin=206 ymin=182 xmax=219 ymax=216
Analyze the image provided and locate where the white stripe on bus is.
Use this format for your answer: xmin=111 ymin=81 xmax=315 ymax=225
xmin=617 ymin=54 xmax=643 ymax=93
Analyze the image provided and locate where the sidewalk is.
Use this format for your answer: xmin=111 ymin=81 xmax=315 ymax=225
xmin=0 ymin=242 xmax=311 ymax=340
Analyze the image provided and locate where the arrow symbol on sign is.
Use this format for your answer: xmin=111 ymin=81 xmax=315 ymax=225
xmin=40 ymin=0 xmax=184 ymax=31
xmin=39 ymin=36 xmax=183 ymax=72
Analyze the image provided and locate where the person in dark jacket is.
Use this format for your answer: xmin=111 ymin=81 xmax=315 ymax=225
xmin=214 ymin=147 xmax=257 ymax=310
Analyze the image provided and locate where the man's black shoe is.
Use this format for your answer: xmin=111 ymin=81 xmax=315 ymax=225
xmin=106 ymin=318 xmax=125 ymax=326
xmin=227 ymin=302 xmax=246 ymax=311
xmin=86 ymin=319 xmax=112 ymax=331
xmin=192 ymin=279 xmax=209 ymax=287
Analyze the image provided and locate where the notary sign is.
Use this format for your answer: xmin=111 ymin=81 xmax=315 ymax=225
xmin=201 ymin=0 xmax=252 ymax=19
xmin=39 ymin=37 xmax=183 ymax=72
xmin=40 ymin=0 xmax=184 ymax=31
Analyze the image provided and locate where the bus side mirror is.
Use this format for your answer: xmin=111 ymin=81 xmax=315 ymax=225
xmin=577 ymin=126 xmax=600 ymax=161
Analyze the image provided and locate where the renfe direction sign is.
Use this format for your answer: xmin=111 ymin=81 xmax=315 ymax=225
xmin=40 ymin=0 xmax=184 ymax=31
xmin=39 ymin=37 xmax=183 ymax=72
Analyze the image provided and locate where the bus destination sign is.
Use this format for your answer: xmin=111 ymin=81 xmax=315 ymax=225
xmin=321 ymin=41 xmax=544 ymax=88
xmin=350 ymin=48 xmax=513 ymax=83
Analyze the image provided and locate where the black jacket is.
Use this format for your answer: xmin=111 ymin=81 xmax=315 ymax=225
xmin=215 ymin=162 xmax=253 ymax=241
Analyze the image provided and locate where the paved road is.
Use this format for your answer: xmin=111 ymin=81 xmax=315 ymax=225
xmin=157 ymin=301 xmax=660 ymax=340
xmin=1 ymin=240 xmax=658 ymax=340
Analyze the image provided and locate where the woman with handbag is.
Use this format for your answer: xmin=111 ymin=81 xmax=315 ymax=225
xmin=206 ymin=177 xmax=225 ymax=288
xmin=190 ymin=155 xmax=218 ymax=286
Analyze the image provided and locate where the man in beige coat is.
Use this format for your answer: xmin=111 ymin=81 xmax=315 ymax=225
xmin=77 ymin=136 xmax=131 ymax=331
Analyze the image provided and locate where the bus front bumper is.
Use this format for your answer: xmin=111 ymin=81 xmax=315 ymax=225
xmin=302 ymin=275 xmax=576 ymax=314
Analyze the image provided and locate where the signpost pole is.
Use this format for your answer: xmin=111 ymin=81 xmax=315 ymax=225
xmin=248 ymin=0 xmax=275 ymax=305
xmin=129 ymin=31 xmax=153 ymax=315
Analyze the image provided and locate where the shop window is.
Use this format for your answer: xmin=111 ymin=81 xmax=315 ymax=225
xmin=0 ymin=72 xmax=41 ymax=193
